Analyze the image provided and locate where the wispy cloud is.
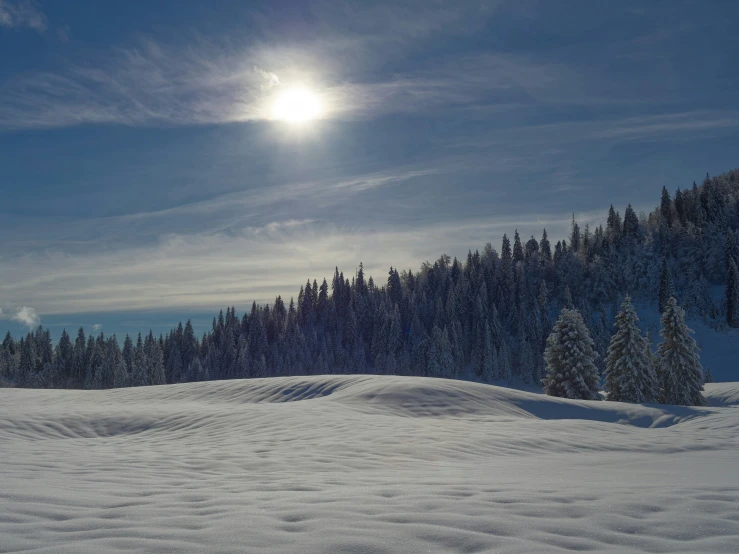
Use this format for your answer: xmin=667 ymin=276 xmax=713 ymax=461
xmin=0 ymin=166 xmax=441 ymax=255
xmin=441 ymin=110 xmax=739 ymax=152
xmin=0 ymin=44 xmax=543 ymax=129
xmin=0 ymin=1 xmax=580 ymax=131
xmin=0 ymin=40 xmax=287 ymax=129
xmin=1 ymin=0 xmax=722 ymax=132
xmin=0 ymin=0 xmax=46 ymax=31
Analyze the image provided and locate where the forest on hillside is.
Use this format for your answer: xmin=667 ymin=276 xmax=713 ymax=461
xmin=2 ymin=168 xmax=739 ymax=391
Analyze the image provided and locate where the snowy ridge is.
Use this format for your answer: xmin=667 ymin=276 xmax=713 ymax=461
xmin=1 ymin=374 xmax=722 ymax=429
xmin=704 ymin=382 xmax=739 ymax=407
xmin=1 ymin=376 xmax=738 ymax=553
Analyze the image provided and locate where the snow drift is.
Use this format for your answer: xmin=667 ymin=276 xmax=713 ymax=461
xmin=1 ymin=375 xmax=738 ymax=553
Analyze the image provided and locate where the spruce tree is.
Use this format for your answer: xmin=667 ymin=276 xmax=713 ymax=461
xmin=84 ymin=335 xmax=102 ymax=390
xmin=606 ymin=205 xmax=622 ymax=245
xmin=182 ymin=320 xmax=198 ymax=369
xmin=131 ymin=333 xmax=148 ymax=386
xmin=658 ymin=259 xmax=674 ymax=314
xmin=122 ymin=334 xmax=135 ymax=375
xmin=660 ymin=186 xmax=673 ymax=227
xmin=501 ymin=234 xmax=512 ymax=263
xmin=622 ymin=204 xmax=639 ymax=239
xmin=604 ymin=295 xmax=658 ymax=403
xmin=563 ymin=285 xmax=573 ymax=308
xmin=438 ymin=328 xmax=455 ymax=378
xmin=726 ymin=258 xmax=739 ymax=328
xmin=570 ymin=214 xmax=581 ymax=253
xmin=725 ymin=230 xmax=739 ymax=273
xmin=426 ymin=326 xmax=443 ymax=378
xmin=513 ymin=230 xmax=524 ymax=263
xmin=657 ymin=298 xmax=705 ymax=406
xmin=540 ymin=229 xmax=552 ymax=263
xmin=674 ymin=188 xmax=685 ymax=225
xmin=71 ymin=328 xmax=86 ymax=387
xmin=542 ymin=308 xmax=600 ymax=400
xmin=18 ymin=337 xmax=36 ymax=387
xmin=145 ymin=332 xmax=166 ymax=385
xmin=55 ymin=329 xmax=73 ymax=387
xmin=524 ymin=236 xmax=539 ymax=260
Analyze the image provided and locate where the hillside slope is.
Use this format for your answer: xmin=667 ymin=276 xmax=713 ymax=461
xmin=1 ymin=375 xmax=738 ymax=553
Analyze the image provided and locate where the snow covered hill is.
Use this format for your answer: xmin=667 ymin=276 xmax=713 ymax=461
xmin=1 ymin=376 xmax=738 ymax=553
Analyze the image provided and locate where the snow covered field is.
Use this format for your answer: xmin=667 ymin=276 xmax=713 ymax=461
xmin=1 ymin=376 xmax=738 ymax=553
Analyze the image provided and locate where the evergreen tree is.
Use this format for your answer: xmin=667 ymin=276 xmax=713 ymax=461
xmin=513 ymin=230 xmax=524 ymax=263
xmin=542 ymin=308 xmax=600 ymax=400
xmin=2 ymin=331 xmax=15 ymax=355
xmin=501 ymin=234 xmax=512 ymax=263
xmin=538 ymin=280 xmax=549 ymax=310
xmin=145 ymin=332 xmax=166 ymax=386
xmin=604 ymin=295 xmax=658 ymax=403
xmin=18 ymin=336 xmax=37 ymax=387
xmin=524 ymin=236 xmax=539 ymax=260
xmin=660 ymin=186 xmax=673 ymax=227
xmin=99 ymin=335 xmax=125 ymax=389
xmin=658 ymin=259 xmax=674 ymax=314
xmin=71 ymin=328 xmax=86 ymax=387
xmin=182 ymin=320 xmax=198 ymax=369
xmin=122 ymin=334 xmax=135 ymax=374
xmin=131 ymin=333 xmax=149 ymax=386
xmin=570 ymin=214 xmax=581 ymax=253
xmin=657 ymin=298 xmax=705 ymax=406
xmin=726 ymin=230 xmax=739 ymax=272
xmin=674 ymin=188 xmax=685 ymax=225
xmin=438 ymin=328 xmax=455 ymax=378
xmin=55 ymin=329 xmax=73 ymax=387
xmin=186 ymin=358 xmax=208 ymax=382
xmin=540 ymin=229 xmax=552 ymax=263
xmin=426 ymin=326 xmax=443 ymax=378
xmin=727 ymin=258 xmax=739 ymax=328
xmin=563 ymin=285 xmax=573 ymax=308
xmin=623 ymin=204 xmax=639 ymax=239
xmin=606 ymin=205 xmax=622 ymax=245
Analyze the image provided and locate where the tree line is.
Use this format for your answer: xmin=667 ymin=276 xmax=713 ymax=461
xmin=2 ymin=168 xmax=738 ymax=401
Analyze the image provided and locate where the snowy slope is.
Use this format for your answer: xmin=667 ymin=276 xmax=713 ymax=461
xmin=1 ymin=375 xmax=738 ymax=553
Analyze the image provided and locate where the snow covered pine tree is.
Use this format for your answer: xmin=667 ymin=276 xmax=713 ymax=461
xmin=604 ymin=295 xmax=658 ymax=403
xmin=657 ymin=297 xmax=706 ymax=406
xmin=542 ymin=308 xmax=601 ymax=400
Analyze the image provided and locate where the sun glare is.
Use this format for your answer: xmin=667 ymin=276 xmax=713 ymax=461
xmin=272 ymin=87 xmax=321 ymax=123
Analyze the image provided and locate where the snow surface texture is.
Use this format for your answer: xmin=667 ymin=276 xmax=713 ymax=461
xmin=1 ymin=376 xmax=738 ymax=553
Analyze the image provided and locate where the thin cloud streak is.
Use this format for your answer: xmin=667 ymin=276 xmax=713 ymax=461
xmin=0 ymin=167 xmax=440 ymax=254
xmin=442 ymin=110 xmax=739 ymax=151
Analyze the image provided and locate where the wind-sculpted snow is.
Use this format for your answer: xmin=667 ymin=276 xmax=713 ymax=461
xmin=1 ymin=376 xmax=738 ymax=553
xmin=704 ymin=382 xmax=739 ymax=407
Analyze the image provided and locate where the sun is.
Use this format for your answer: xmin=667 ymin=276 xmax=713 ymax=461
xmin=271 ymin=87 xmax=321 ymax=123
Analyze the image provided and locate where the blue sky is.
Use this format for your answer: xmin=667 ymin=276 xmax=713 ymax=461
xmin=1 ymin=0 xmax=738 ymax=339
